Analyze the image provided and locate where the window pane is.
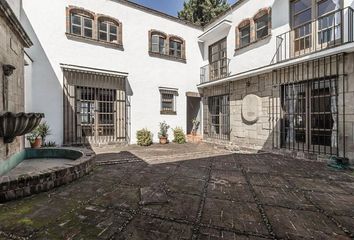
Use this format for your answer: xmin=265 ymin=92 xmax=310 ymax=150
xmin=256 ymin=14 xmax=268 ymax=30
xmin=84 ymin=28 xmax=92 ymax=38
xmin=159 ymin=38 xmax=165 ymax=53
xmin=110 ymin=25 xmax=117 ymax=34
xmin=109 ymin=34 xmax=117 ymax=42
xmin=72 ymin=25 xmax=81 ymax=35
xmin=318 ymin=0 xmax=339 ymax=17
xmin=292 ymin=0 xmax=311 ymax=14
xmin=99 ymin=21 xmax=107 ymax=31
xmin=294 ymin=9 xmax=312 ymax=27
xmin=72 ymin=14 xmax=81 ymax=25
xmin=84 ymin=18 xmax=92 ymax=28
xmin=257 ymin=26 xmax=269 ymax=39
xmin=100 ymin=32 xmax=107 ymax=41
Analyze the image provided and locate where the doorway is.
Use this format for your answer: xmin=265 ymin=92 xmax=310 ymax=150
xmin=186 ymin=95 xmax=201 ymax=135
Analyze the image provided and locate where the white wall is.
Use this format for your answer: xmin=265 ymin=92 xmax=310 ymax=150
xmin=22 ymin=0 xmax=203 ymax=144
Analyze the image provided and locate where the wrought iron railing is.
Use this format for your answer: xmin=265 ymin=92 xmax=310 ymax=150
xmin=271 ymin=7 xmax=354 ymax=64
xmin=200 ymin=58 xmax=230 ymax=84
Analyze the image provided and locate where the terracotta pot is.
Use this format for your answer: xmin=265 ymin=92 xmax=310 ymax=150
xmin=30 ymin=138 xmax=42 ymax=149
xmin=191 ymin=130 xmax=197 ymax=136
xmin=159 ymin=136 xmax=168 ymax=144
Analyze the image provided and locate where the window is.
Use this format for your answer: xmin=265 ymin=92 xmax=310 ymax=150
xmin=281 ymin=77 xmax=337 ymax=152
xmin=209 ymin=38 xmax=227 ymax=80
xmin=169 ymin=39 xmax=182 ymax=58
xmin=151 ymin=33 xmax=166 ymax=54
xmin=240 ymin=24 xmax=251 ymax=47
xmin=70 ymin=13 xmax=93 ymax=38
xmin=160 ymin=88 xmax=178 ymax=114
xmin=99 ymin=20 xmax=118 ymax=43
xmin=255 ymin=14 xmax=269 ymax=40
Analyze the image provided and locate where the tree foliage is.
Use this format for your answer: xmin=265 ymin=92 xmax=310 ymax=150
xmin=178 ymin=0 xmax=230 ymax=25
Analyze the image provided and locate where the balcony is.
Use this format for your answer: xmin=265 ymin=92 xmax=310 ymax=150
xmin=271 ymin=7 xmax=354 ymax=64
xmin=200 ymin=58 xmax=230 ymax=84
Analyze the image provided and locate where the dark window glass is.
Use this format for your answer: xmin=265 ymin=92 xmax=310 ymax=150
xmin=256 ymin=14 xmax=269 ymax=39
xmin=240 ymin=25 xmax=250 ymax=47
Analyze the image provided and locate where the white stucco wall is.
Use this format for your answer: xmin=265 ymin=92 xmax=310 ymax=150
xmin=22 ymin=0 xmax=203 ymax=144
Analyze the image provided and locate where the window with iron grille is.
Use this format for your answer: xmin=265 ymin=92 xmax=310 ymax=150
xmin=159 ymin=88 xmax=178 ymax=115
xmin=280 ymin=77 xmax=338 ymax=155
xmin=206 ymin=95 xmax=230 ymax=140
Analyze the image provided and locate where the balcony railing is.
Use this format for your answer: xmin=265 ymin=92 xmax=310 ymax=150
xmin=200 ymin=58 xmax=230 ymax=84
xmin=271 ymin=7 xmax=354 ymax=64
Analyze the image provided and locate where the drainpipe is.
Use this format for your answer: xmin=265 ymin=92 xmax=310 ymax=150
xmin=2 ymin=64 xmax=16 ymax=156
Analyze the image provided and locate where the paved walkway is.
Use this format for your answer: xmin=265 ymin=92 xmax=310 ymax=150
xmin=0 ymin=149 xmax=353 ymax=239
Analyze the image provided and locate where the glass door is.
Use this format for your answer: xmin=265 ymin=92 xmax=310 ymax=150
xmin=208 ymin=38 xmax=227 ymax=81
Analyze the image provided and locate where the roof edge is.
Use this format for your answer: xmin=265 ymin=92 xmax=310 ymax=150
xmin=0 ymin=0 xmax=33 ymax=48
xmin=111 ymin=0 xmax=203 ymax=30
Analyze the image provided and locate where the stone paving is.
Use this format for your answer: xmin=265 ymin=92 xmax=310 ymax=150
xmin=0 ymin=149 xmax=353 ymax=239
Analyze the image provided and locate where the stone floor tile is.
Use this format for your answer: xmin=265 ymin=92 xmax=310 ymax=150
xmin=116 ymin=215 xmax=193 ymax=240
xmin=265 ymin=206 xmax=350 ymax=239
xmin=207 ymin=182 xmax=254 ymax=202
xmin=173 ymin=165 xmax=210 ymax=180
xmin=253 ymin=186 xmax=315 ymax=210
xmin=210 ymin=169 xmax=247 ymax=185
xmin=202 ymin=198 xmax=268 ymax=235
xmin=308 ymin=192 xmax=354 ymax=217
xmin=198 ymin=227 xmax=268 ymax=240
xmin=248 ymin=173 xmax=290 ymax=188
xmin=289 ymin=177 xmax=348 ymax=194
xmin=165 ymin=176 xmax=205 ymax=195
xmin=141 ymin=192 xmax=200 ymax=222
xmin=91 ymin=185 xmax=141 ymax=210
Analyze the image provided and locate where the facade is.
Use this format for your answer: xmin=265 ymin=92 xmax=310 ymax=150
xmin=21 ymin=0 xmax=354 ymax=163
xmin=199 ymin=0 xmax=354 ymax=163
xmin=0 ymin=0 xmax=32 ymax=160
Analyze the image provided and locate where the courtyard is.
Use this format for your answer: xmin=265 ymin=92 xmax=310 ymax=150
xmin=0 ymin=143 xmax=353 ymax=240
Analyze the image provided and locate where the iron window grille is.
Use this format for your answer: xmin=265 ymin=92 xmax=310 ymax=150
xmin=159 ymin=88 xmax=178 ymax=115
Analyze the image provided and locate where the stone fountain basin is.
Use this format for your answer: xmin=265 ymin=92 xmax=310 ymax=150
xmin=0 ymin=148 xmax=95 ymax=202
xmin=0 ymin=112 xmax=45 ymax=143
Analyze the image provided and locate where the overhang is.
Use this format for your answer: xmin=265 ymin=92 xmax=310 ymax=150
xmin=60 ymin=64 xmax=129 ymax=78
xmin=198 ymin=19 xmax=232 ymax=42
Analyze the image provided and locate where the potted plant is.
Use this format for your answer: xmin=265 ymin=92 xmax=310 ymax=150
xmin=37 ymin=121 xmax=51 ymax=146
xmin=26 ymin=128 xmax=41 ymax=149
xmin=191 ymin=118 xmax=200 ymax=136
xmin=158 ymin=121 xmax=170 ymax=144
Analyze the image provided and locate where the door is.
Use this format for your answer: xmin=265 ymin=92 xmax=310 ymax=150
xmin=207 ymin=95 xmax=230 ymax=140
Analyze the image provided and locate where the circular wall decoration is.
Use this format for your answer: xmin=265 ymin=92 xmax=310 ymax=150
xmin=241 ymin=94 xmax=261 ymax=124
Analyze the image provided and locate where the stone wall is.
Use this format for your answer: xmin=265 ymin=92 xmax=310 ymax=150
xmin=0 ymin=12 xmax=26 ymax=161
xmin=202 ymin=53 xmax=354 ymax=163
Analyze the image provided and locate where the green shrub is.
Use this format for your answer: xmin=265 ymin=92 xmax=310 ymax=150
xmin=173 ymin=127 xmax=186 ymax=144
xmin=136 ymin=128 xmax=153 ymax=146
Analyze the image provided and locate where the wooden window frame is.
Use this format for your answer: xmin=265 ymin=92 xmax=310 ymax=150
xmin=70 ymin=12 xmax=94 ymax=38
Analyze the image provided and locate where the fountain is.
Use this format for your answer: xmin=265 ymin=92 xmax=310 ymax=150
xmin=0 ymin=64 xmax=45 ymax=144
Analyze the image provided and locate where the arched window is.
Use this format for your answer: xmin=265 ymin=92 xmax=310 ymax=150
xmin=97 ymin=16 xmax=121 ymax=44
xmin=69 ymin=7 xmax=94 ymax=38
xmin=254 ymin=8 xmax=271 ymax=40
xmin=150 ymin=31 xmax=167 ymax=54
xmin=169 ymin=36 xmax=184 ymax=58
xmin=237 ymin=19 xmax=251 ymax=48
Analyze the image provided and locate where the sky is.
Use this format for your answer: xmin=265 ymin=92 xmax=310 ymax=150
xmin=131 ymin=0 xmax=237 ymax=17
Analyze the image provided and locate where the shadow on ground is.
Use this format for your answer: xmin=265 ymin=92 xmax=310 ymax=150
xmin=0 ymin=151 xmax=353 ymax=239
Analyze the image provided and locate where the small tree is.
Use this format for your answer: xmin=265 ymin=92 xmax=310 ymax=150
xmin=178 ymin=0 xmax=230 ymax=25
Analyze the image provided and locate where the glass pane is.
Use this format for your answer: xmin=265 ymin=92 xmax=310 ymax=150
xmin=109 ymin=34 xmax=117 ymax=42
xmin=294 ymin=9 xmax=312 ymax=27
xmin=99 ymin=32 xmax=107 ymax=40
xmin=84 ymin=18 xmax=92 ymax=28
xmin=318 ymin=0 xmax=339 ymax=17
xmin=240 ymin=26 xmax=250 ymax=37
xmin=110 ymin=25 xmax=117 ymax=34
xmin=72 ymin=14 xmax=81 ymax=25
xmin=256 ymin=14 xmax=268 ymax=30
xmin=84 ymin=28 xmax=92 ymax=38
xmin=292 ymin=0 xmax=312 ymax=14
xmin=100 ymin=22 xmax=107 ymax=31
xmin=159 ymin=38 xmax=165 ymax=54
xmin=257 ymin=26 xmax=269 ymax=39
xmin=241 ymin=35 xmax=250 ymax=47
xmin=72 ymin=25 xmax=81 ymax=35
